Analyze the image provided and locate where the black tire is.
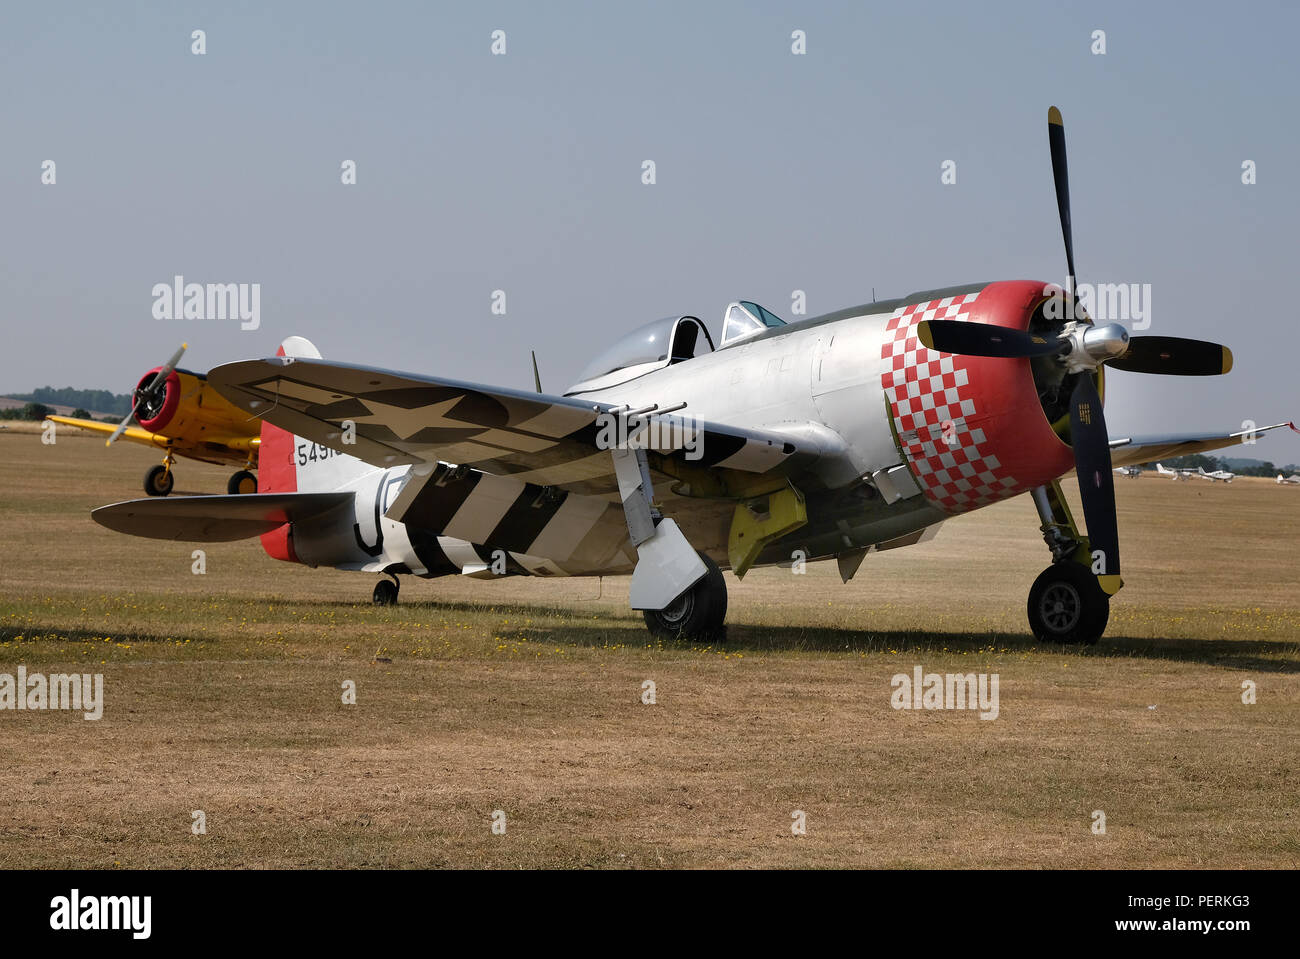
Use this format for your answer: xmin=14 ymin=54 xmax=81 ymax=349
xmin=643 ymin=552 xmax=727 ymax=641
xmin=372 ymin=579 xmax=399 ymax=606
xmin=1027 ymin=562 xmax=1109 ymax=645
xmin=227 ymin=470 xmax=258 ymax=495
xmin=144 ymin=464 xmax=174 ymax=497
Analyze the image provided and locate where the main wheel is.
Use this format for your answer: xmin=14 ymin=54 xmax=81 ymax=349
xmin=372 ymin=579 xmax=399 ymax=606
xmin=144 ymin=464 xmax=174 ymax=497
xmin=1027 ymin=562 xmax=1109 ymax=645
xmin=227 ymin=470 xmax=257 ymax=495
xmin=643 ymin=552 xmax=727 ymax=641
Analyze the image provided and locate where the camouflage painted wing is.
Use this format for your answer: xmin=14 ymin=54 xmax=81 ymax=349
xmin=207 ymin=357 xmax=824 ymax=498
xmin=1108 ymin=421 xmax=1298 ymax=468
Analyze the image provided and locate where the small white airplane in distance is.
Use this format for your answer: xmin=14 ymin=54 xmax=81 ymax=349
xmin=1155 ymin=463 xmax=1196 ymax=481
xmin=1113 ymin=466 xmax=1142 ymax=478
xmin=1197 ymin=466 xmax=1235 ymax=483
xmin=1278 ymin=473 xmax=1300 ymax=485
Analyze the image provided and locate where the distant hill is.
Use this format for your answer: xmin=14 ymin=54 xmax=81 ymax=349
xmin=2 ymin=386 xmax=132 ymax=417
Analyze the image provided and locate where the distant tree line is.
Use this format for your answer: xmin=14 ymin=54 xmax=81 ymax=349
xmin=3 ymin=386 xmax=132 ymax=416
xmin=0 ymin=402 xmax=120 ymax=423
xmin=1155 ymin=453 xmax=1298 ymax=477
xmin=0 ymin=402 xmax=56 ymax=421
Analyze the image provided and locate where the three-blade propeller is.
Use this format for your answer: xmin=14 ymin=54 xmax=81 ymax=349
xmin=916 ymin=107 xmax=1235 ymax=594
xmin=106 ymin=343 xmax=187 ymax=446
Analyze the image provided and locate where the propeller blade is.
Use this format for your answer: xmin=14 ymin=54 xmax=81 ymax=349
xmin=1068 ymin=374 xmax=1121 ymax=595
xmin=1108 ymin=335 xmax=1232 ymax=376
xmin=917 ymin=319 xmax=1065 ymax=358
xmin=105 ymin=409 xmax=137 ymax=446
xmin=531 ymin=350 xmax=543 ymax=393
xmin=153 ymin=342 xmax=188 ymax=388
xmin=1047 ymin=106 xmax=1077 ymax=293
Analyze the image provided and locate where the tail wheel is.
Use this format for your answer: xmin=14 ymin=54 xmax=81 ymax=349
xmin=373 ymin=578 xmax=399 ymax=606
xmin=1027 ymin=562 xmax=1109 ymax=645
xmin=643 ymin=552 xmax=727 ymax=641
xmin=144 ymin=464 xmax=174 ymax=497
xmin=227 ymin=470 xmax=258 ymax=495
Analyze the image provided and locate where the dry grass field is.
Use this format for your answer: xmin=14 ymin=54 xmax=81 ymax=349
xmin=1 ymin=424 xmax=1297 ymax=868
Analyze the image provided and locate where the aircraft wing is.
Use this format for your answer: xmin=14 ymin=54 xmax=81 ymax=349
xmin=1109 ymin=421 xmax=1298 ymax=468
xmin=48 ymin=415 xmax=168 ymax=449
xmin=208 ymin=357 xmax=827 ymax=498
xmin=92 ymin=492 xmax=352 ymax=541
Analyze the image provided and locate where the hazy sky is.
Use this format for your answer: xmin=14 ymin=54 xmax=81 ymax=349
xmin=3 ymin=1 xmax=1297 ymax=463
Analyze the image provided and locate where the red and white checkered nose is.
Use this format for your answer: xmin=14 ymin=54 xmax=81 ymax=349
xmin=881 ymin=280 xmax=1076 ymax=515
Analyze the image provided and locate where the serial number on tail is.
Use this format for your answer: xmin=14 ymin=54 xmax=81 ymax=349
xmin=296 ymin=442 xmax=345 ymax=466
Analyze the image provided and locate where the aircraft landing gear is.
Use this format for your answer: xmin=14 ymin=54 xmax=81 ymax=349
xmin=144 ymin=461 xmax=174 ymax=497
xmin=1027 ymin=562 xmax=1108 ymax=645
xmin=227 ymin=470 xmax=257 ymax=495
xmin=373 ymin=575 xmax=399 ymax=606
xmin=643 ymin=553 xmax=727 ymax=641
xmin=1027 ymin=481 xmax=1110 ymax=645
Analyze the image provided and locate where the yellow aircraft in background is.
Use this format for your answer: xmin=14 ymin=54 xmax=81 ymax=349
xmin=49 ymin=344 xmax=261 ymax=496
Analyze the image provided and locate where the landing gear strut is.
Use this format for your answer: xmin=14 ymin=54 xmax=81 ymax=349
xmin=1027 ymin=482 xmax=1109 ymax=644
xmin=373 ymin=574 xmax=399 ymax=606
xmin=144 ymin=458 xmax=174 ymax=497
xmin=643 ymin=552 xmax=727 ymax=641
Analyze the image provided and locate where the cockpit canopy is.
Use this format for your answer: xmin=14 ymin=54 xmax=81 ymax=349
xmin=564 ymin=301 xmax=788 ymax=395
xmin=566 ymin=315 xmax=715 ymax=395
xmin=720 ymin=300 xmax=787 ymax=346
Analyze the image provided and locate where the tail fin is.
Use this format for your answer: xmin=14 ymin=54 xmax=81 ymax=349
xmin=258 ymin=336 xmax=376 ymax=561
xmin=259 ymin=336 xmax=375 ymax=492
xmin=258 ymin=336 xmax=320 ymax=496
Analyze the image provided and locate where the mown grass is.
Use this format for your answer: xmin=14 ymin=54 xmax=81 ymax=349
xmin=1 ymin=428 xmax=1297 ymax=867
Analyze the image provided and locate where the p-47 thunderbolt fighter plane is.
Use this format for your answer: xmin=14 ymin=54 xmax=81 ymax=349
xmin=90 ymin=108 xmax=1299 ymax=645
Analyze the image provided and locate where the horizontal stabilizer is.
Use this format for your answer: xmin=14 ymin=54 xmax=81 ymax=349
xmin=92 ymin=492 xmax=351 ymax=542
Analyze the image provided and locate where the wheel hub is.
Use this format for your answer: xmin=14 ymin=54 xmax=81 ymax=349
xmin=658 ymin=591 xmax=693 ymax=627
xmin=1040 ymin=582 xmax=1082 ymax=632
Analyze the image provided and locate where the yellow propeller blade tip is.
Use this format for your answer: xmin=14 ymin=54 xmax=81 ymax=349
xmin=916 ymin=321 xmax=936 ymax=350
xmin=1048 ymin=106 xmax=1063 ymax=126
xmin=1097 ymin=574 xmax=1123 ymax=596
xmin=1221 ymin=347 xmax=1234 ymax=374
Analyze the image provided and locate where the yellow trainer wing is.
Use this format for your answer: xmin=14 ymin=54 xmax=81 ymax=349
xmin=48 ymin=415 xmax=169 ymax=450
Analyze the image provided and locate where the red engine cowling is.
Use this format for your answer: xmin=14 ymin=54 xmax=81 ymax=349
xmin=133 ymin=367 xmax=181 ymax=434
xmin=882 ymin=279 xmax=1081 ymax=515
